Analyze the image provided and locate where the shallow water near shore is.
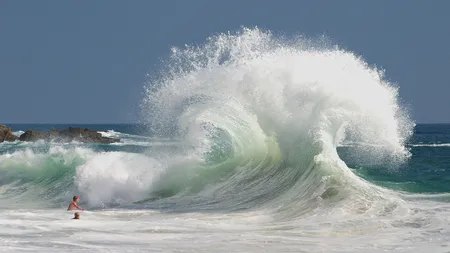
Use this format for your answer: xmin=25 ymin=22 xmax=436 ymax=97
xmin=1 ymin=201 xmax=449 ymax=253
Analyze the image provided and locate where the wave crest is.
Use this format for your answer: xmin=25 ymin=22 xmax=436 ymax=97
xmin=140 ymin=27 xmax=414 ymax=212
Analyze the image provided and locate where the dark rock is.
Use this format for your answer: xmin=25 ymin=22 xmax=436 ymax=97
xmin=19 ymin=130 xmax=44 ymax=142
xmin=0 ymin=125 xmax=19 ymax=142
xmin=52 ymin=127 xmax=120 ymax=144
xmin=17 ymin=127 xmax=120 ymax=144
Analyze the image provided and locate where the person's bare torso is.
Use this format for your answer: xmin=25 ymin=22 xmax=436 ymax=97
xmin=67 ymin=202 xmax=77 ymax=210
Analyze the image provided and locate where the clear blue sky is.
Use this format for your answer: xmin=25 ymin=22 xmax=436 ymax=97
xmin=1 ymin=1 xmax=449 ymax=124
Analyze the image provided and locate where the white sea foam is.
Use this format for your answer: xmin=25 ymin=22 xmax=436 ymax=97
xmin=98 ymin=130 xmax=121 ymax=138
xmin=409 ymin=143 xmax=450 ymax=147
xmin=12 ymin=130 xmax=24 ymax=137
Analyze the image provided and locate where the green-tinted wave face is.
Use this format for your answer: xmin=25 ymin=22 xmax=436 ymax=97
xmin=203 ymin=127 xmax=234 ymax=164
xmin=0 ymin=145 xmax=92 ymax=208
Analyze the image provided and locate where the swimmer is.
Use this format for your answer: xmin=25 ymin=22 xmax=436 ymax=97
xmin=73 ymin=212 xmax=80 ymax=219
xmin=67 ymin=196 xmax=85 ymax=211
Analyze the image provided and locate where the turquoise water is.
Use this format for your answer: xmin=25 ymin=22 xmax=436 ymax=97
xmin=343 ymin=124 xmax=450 ymax=194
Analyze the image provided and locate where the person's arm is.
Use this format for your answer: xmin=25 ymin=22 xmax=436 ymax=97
xmin=74 ymin=203 xmax=85 ymax=211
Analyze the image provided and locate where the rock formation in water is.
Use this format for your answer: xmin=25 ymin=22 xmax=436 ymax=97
xmin=0 ymin=125 xmax=120 ymax=144
xmin=0 ymin=125 xmax=19 ymax=142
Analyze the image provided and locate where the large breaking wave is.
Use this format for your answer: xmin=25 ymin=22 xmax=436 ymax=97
xmin=140 ymin=27 xmax=414 ymax=213
xmin=0 ymin=28 xmax=414 ymax=217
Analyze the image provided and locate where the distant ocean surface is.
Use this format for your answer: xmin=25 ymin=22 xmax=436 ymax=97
xmin=1 ymin=29 xmax=450 ymax=252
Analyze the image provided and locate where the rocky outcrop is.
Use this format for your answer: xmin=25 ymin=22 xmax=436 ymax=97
xmin=19 ymin=130 xmax=43 ymax=142
xmin=1 ymin=125 xmax=119 ymax=144
xmin=0 ymin=125 xmax=19 ymax=142
xmin=43 ymin=127 xmax=120 ymax=144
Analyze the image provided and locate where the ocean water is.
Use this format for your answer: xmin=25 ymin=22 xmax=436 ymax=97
xmin=1 ymin=28 xmax=450 ymax=252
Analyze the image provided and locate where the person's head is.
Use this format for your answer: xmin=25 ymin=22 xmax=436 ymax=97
xmin=73 ymin=212 xmax=80 ymax=219
xmin=73 ymin=196 xmax=79 ymax=202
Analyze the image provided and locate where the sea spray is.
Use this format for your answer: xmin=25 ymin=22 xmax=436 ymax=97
xmin=139 ymin=27 xmax=414 ymax=212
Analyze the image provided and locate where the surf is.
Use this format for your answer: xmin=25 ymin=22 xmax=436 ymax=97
xmin=0 ymin=28 xmax=414 ymax=217
xmin=138 ymin=27 xmax=414 ymax=213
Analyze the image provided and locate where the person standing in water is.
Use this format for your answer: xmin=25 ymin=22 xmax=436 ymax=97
xmin=67 ymin=196 xmax=85 ymax=211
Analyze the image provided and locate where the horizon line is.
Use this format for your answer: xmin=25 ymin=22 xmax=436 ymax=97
xmin=2 ymin=122 xmax=145 ymax=125
xmin=3 ymin=122 xmax=450 ymax=125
